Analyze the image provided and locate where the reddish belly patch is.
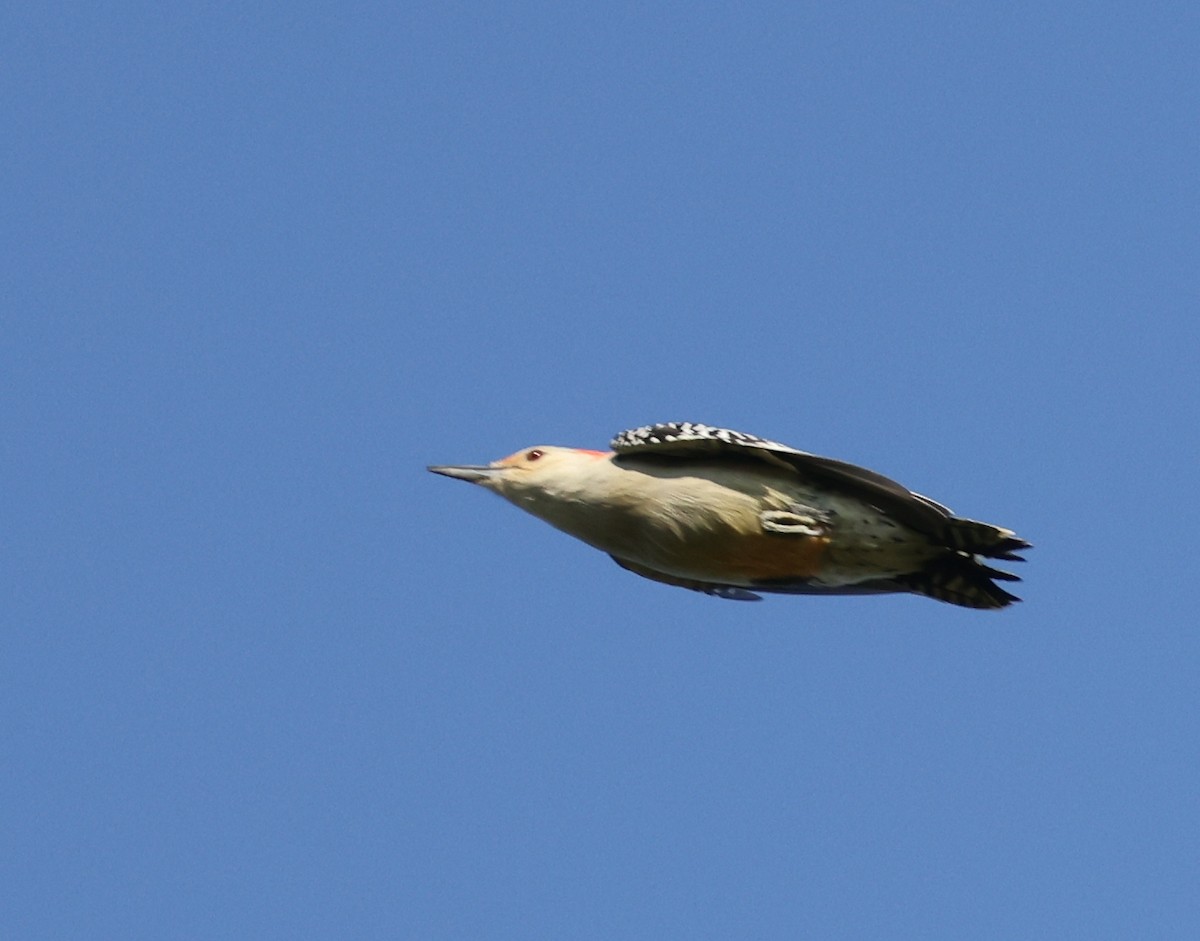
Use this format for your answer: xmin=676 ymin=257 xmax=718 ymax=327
xmin=694 ymin=532 xmax=830 ymax=582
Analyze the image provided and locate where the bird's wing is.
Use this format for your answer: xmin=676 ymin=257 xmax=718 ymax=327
xmin=609 ymin=555 xmax=762 ymax=601
xmin=612 ymin=422 xmax=953 ymax=538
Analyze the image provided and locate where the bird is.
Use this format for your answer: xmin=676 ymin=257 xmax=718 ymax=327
xmin=428 ymin=422 xmax=1030 ymax=609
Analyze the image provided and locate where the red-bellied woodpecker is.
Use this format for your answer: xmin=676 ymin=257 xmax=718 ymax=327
xmin=429 ymin=422 xmax=1030 ymax=609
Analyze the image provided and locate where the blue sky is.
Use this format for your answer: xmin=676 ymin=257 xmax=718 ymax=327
xmin=4 ymin=3 xmax=1198 ymax=938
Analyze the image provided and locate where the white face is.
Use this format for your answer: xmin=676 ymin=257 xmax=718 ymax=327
xmin=490 ymin=445 xmax=567 ymax=470
xmin=483 ymin=445 xmax=601 ymax=496
xmin=429 ymin=445 xmax=614 ymax=525
xmin=428 ymin=445 xmax=575 ymax=487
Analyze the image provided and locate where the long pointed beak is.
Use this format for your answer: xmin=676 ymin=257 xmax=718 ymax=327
xmin=427 ymin=464 xmax=504 ymax=484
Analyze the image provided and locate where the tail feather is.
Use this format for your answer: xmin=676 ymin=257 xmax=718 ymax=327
xmin=896 ymin=550 xmax=1024 ymax=610
xmin=975 ymin=560 xmax=1022 ymax=582
xmin=944 ymin=518 xmax=1032 ymax=558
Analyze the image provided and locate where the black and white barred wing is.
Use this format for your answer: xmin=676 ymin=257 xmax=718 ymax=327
xmin=611 ymin=422 xmax=954 ymax=537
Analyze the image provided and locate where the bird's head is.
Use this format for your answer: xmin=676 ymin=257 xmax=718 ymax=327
xmin=428 ymin=445 xmax=611 ymax=504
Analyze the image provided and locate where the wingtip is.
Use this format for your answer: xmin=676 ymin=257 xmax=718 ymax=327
xmin=712 ymin=587 xmax=763 ymax=602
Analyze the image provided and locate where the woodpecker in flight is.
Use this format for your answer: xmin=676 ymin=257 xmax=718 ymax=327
xmin=429 ymin=422 xmax=1030 ymax=609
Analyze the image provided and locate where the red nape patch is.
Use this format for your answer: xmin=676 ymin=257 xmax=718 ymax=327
xmin=577 ymin=449 xmax=611 ymax=457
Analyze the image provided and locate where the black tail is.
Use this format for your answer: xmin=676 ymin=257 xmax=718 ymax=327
xmin=896 ymin=517 xmax=1031 ymax=609
xmin=896 ymin=551 xmax=1024 ymax=610
xmin=943 ymin=517 xmax=1033 ymax=561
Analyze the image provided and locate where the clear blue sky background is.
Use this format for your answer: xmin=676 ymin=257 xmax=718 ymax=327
xmin=4 ymin=3 xmax=1197 ymax=938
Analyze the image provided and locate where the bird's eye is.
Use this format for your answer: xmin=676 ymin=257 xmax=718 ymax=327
xmin=526 ymin=449 xmax=544 ymax=462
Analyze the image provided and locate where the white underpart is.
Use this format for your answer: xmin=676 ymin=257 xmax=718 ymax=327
xmin=488 ymin=451 xmax=939 ymax=588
